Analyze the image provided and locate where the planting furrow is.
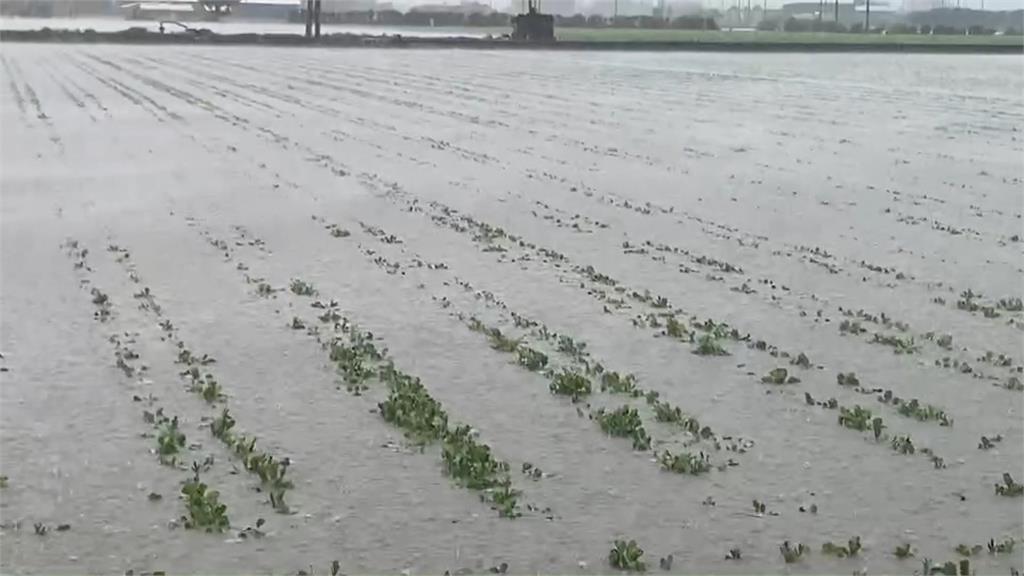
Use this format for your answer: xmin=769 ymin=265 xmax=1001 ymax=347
xmin=176 ymin=218 xmax=544 ymax=521
xmin=102 ymin=241 xmax=297 ymax=514
xmin=1 ymin=54 xmax=29 ymax=122
xmin=60 ymin=239 xmax=234 ymax=535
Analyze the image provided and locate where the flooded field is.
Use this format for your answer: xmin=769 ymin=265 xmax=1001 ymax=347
xmin=1 ymin=44 xmax=1022 ymax=575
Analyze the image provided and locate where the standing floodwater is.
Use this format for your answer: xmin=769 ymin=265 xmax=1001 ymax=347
xmin=1 ymin=45 xmax=1022 ymax=574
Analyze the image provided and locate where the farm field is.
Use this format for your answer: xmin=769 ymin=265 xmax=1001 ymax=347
xmin=553 ymin=28 xmax=1024 ymax=44
xmin=0 ymin=45 xmax=1022 ymax=575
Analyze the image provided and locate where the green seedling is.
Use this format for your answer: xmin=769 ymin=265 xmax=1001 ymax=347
xmin=378 ymin=376 xmax=449 ymax=444
xmin=895 ymin=543 xmax=914 ymax=558
xmin=601 ymin=371 xmax=639 ymax=395
xmin=761 ymin=368 xmax=799 ymax=384
xmin=839 ymin=320 xmax=866 ymax=335
xmin=822 ymin=542 xmax=850 ymax=557
xmin=255 ymin=282 xmax=274 ymax=297
xmin=725 ymin=548 xmax=742 ymax=560
xmin=791 ymin=352 xmax=811 ymax=368
xmin=291 ymin=317 xmax=306 ymax=330
xmin=658 ymin=554 xmax=672 ymax=571
xmin=328 ymin=225 xmax=351 ymax=238
xmin=180 ymin=479 xmax=229 ymax=532
xmin=779 ymin=541 xmax=808 ymax=563
xmin=516 ymin=347 xmax=548 ymax=371
xmin=609 ymin=539 xmax=646 ymax=572
xmin=665 ymin=316 xmax=688 ymax=339
xmin=658 ymin=450 xmax=711 ymax=475
xmin=995 ymin=473 xmax=1023 ymax=496
xmin=896 ymin=399 xmax=953 ymax=426
xmin=955 ymin=544 xmax=982 ymax=557
xmin=998 ymin=377 xmax=1023 ymax=392
xmin=486 ymin=327 xmax=520 ymax=353
xmin=442 ymin=426 xmax=517 ymax=515
xmin=200 ymin=375 xmax=224 ymax=404
xmin=891 ymin=435 xmax=915 ymax=454
xmin=652 ymin=401 xmax=705 ymax=437
xmin=549 ymin=369 xmax=592 ymax=402
xmin=693 ymin=334 xmax=728 ymax=356
xmin=210 ymin=408 xmax=235 ymax=441
xmin=595 ymin=406 xmax=651 ymax=450
xmin=521 ymin=462 xmax=543 ymax=480
xmin=34 ymin=523 xmax=47 ymax=536
xmin=838 ymin=405 xmax=873 ymax=431
xmin=872 ymin=333 xmax=919 ymax=354
xmin=156 ymin=418 xmax=186 ymax=465
xmin=0 ymin=476 xmax=7 ymax=488
xmin=987 ymin=537 xmax=1014 ymax=554
xmin=752 ymin=500 xmax=767 ymax=514
xmin=837 ymin=372 xmax=860 ymax=387
xmin=289 ymin=279 xmax=317 ymax=297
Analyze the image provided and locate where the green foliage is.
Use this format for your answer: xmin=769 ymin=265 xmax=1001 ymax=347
xmin=609 ymin=539 xmax=646 ymax=571
xmin=837 ymin=372 xmax=860 ymax=387
xmin=894 ymin=543 xmax=914 ymax=558
xmin=838 ymin=405 xmax=873 ymax=431
xmin=955 ymin=544 xmax=982 ymax=557
xmin=330 ymin=340 xmax=375 ymax=393
xmin=891 ymin=435 xmax=916 ymax=454
xmin=693 ymin=334 xmax=728 ymax=356
xmin=665 ymin=315 xmax=688 ymax=339
xmin=895 ymin=398 xmax=953 ymax=426
xmin=988 ymin=537 xmax=1015 ymax=554
xmin=255 ymin=282 xmax=274 ymax=297
xmin=872 ymin=333 xmax=919 ymax=354
xmin=156 ymin=418 xmax=185 ymax=465
xmin=486 ymin=327 xmax=521 ymax=353
xmin=995 ymin=473 xmax=1023 ymax=496
xmin=762 ymin=367 xmax=799 ymax=384
xmin=210 ymin=408 xmax=235 ymax=440
xmin=181 ymin=479 xmax=229 ymax=532
xmin=378 ymin=375 xmax=449 ymax=443
xmin=601 ymin=371 xmax=639 ymax=395
xmin=549 ymin=369 xmax=592 ymax=402
xmin=516 ymin=347 xmax=548 ymax=371
xmin=595 ymin=406 xmax=651 ymax=450
xmin=822 ymin=536 xmax=861 ymax=557
xmin=200 ymin=375 xmax=224 ymax=404
xmin=779 ymin=541 xmax=809 ymax=563
xmin=289 ymin=279 xmax=317 ymax=296
xmin=839 ymin=319 xmax=866 ymax=334
xmin=658 ymin=450 xmax=711 ymax=475
xmin=442 ymin=426 xmax=520 ymax=518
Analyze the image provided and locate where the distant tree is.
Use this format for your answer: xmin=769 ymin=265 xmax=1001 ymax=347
xmin=557 ymin=13 xmax=587 ymax=26
xmin=756 ymin=18 xmax=779 ymax=30
xmin=918 ymin=23 xmax=931 ymax=34
xmin=848 ymin=21 xmax=864 ymax=32
xmin=586 ymin=14 xmax=607 ymax=26
xmin=886 ymin=22 xmax=916 ymax=34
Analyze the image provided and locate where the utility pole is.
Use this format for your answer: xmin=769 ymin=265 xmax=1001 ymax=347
xmin=864 ymin=0 xmax=869 ymax=30
xmin=314 ymin=0 xmax=321 ymax=38
xmin=305 ymin=0 xmax=313 ymax=37
xmin=834 ymin=0 xmax=838 ymax=22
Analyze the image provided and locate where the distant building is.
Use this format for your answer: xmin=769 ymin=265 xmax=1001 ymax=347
xmin=233 ymin=1 xmax=297 ymax=19
xmin=584 ymin=0 xmax=651 ymax=17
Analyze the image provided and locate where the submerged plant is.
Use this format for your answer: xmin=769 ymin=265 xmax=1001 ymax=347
xmin=601 ymin=371 xmax=639 ymax=395
xmin=762 ymin=368 xmax=799 ymax=385
xmin=289 ymin=279 xmax=317 ymax=297
xmin=837 ymin=372 xmax=860 ymax=387
xmin=779 ymin=541 xmax=809 ymax=563
xmin=181 ymin=479 xmax=229 ymax=532
xmin=549 ymin=369 xmax=592 ymax=402
xmin=838 ymin=406 xmax=873 ymax=431
xmin=156 ymin=418 xmax=186 ymax=465
xmin=693 ymin=334 xmax=728 ymax=356
xmin=595 ymin=406 xmax=651 ymax=450
xmin=210 ymin=408 xmax=235 ymax=440
xmin=516 ymin=347 xmax=548 ymax=371
xmin=609 ymin=539 xmax=646 ymax=572
xmin=891 ymin=435 xmax=916 ymax=455
xmin=658 ymin=450 xmax=711 ymax=475
xmin=378 ymin=376 xmax=449 ymax=444
xmin=995 ymin=473 xmax=1023 ymax=496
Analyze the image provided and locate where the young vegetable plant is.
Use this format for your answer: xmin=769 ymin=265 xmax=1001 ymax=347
xmin=156 ymin=418 xmax=186 ymax=466
xmin=693 ymin=334 xmax=728 ymax=356
xmin=779 ymin=541 xmax=809 ymax=563
xmin=549 ymin=369 xmax=592 ymax=402
xmin=181 ymin=479 xmax=229 ymax=532
xmin=594 ymin=406 xmax=651 ymax=450
xmin=609 ymin=539 xmax=646 ymax=572
xmin=658 ymin=450 xmax=711 ymax=475
xmin=994 ymin=473 xmax=1023 ymax=496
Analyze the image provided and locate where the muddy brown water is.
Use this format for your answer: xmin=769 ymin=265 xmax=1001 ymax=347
xmin=1 ymin=44 xmax=1022 ymax=575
